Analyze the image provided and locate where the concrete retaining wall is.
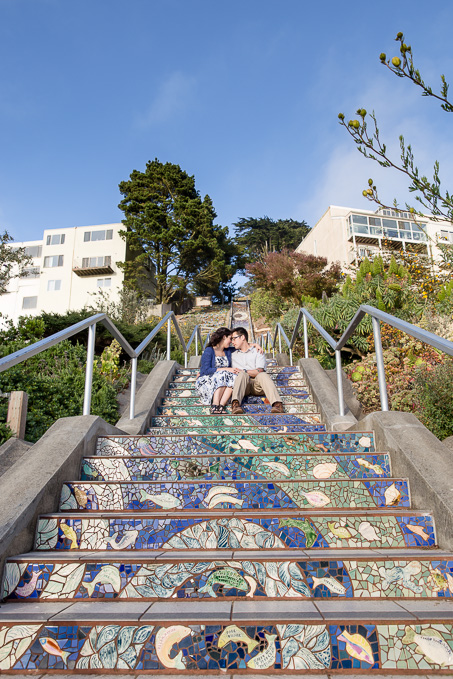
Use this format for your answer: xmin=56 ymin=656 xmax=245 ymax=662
xmin=298 ymin=358 xmax=357 ymax=431
xmin=0 ymin=416 xmax=124 ymax=584
xmin=350 ymin=411 xmax=453 ymax=551
xmin=116 ymin=360 xmax=179 ymax=434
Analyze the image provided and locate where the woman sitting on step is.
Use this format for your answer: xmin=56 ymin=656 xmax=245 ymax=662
xmin=196 ymin=327 xmax=263 ymax=414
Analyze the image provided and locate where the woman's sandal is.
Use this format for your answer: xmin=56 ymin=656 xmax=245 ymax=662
xmin=217 ymin=404 xmax=227 ymax=414
xmin=210 ymin=404 xmax=221 ymax=414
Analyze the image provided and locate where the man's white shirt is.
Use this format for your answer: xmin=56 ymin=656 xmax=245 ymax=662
xmin=231 ymin=346 xmax=266 ymax=372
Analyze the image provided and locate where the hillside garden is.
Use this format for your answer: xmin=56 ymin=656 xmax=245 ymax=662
xmin=248 ymin=248 xmax=453 ymax=441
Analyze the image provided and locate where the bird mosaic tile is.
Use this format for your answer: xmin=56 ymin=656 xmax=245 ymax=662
xmin=2 ymin=621 xmax=453 ymax=671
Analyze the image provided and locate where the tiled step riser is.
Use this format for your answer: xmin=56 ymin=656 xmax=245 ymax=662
xmin=60 ymin=480 xmax=410 ymax=512
xmin=169 ymin=377 xmax=307 ymax=389
xmin=157 ymin=403 xmax=319 ymax=415
xmin=96 ymin=432 xmax=376 ymax=457
xmin=149 ymin=424 xmax=328 ymax=436
xmin=2 ymin=619 xmax=452 ymax=672
xmin=151 ymin=414 xmax=323 ymax=429
xmin=175 ymin=367 xmax=301 ymax=374
xmin=82 ymin=453 xmax=391 ymax=481
xmin=161 ymin=394 xmax=313 ymax=405
xmin=5 ymin=557 xmax=453 ymax=602
xmin=35 ymin=512 xmax=436 ymax=551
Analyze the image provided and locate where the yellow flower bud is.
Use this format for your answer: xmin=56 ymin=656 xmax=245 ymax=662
xmin=392 ymin=57 xmax=402 ymax=68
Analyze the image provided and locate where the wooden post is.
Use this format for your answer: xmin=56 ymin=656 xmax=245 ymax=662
xmin=7 ymin=391 xmax=28 ymax=439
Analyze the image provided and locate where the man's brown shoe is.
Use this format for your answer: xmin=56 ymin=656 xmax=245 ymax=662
xmin=231 ymin=400 xmax=244 ymax=415
xmin=271 ymin=401 xmax=284 ymax=413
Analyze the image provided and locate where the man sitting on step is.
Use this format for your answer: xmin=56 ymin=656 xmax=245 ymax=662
xmin=230 ymin=327 xmax=284 ymax=415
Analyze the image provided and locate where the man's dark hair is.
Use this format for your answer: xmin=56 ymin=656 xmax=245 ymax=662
xmin=233 ymin=326 xmax=248 ymax=341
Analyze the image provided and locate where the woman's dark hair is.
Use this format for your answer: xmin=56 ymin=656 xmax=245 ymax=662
xmin=207 ymin=326 xmax=232 ymax=348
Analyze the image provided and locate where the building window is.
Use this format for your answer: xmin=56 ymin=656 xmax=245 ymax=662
xmin=82 ymin=255 xmax=111 ymax=268
xmin=97 ymin=278 xmax=111 ymax=288
xmin=47 ymin=280 xmax=61 ymax=291
xmin=22 ymin=296 xmax=37 ymax=309
xmin=352 ymin=214 xmax=368 ymax=225
xmin=84 ymin=229 xmax=113 ymax=242
xmin=440 ymin=230 xmax=453 ymax=243
xmin=24 ymin=245 xmax=42 ymax=258
xmin=20 ymin=267 xmax=40 ymax=278
xmin=43 ymin=255 xmax=64 ymax=267
xmin=46 ymin=234 xmax=65 ymax=246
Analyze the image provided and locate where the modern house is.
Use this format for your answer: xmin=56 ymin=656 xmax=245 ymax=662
xmin=2 ymin=223 xmax=156 ymax=324
xmin=296 ymin=205 xmax=453 ymax=268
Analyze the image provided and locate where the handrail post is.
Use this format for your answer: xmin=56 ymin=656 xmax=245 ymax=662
xmin=129 ymin=356 xmax=137 ymax=419
xmin=184 ymin=351 xmax=188 ymax=368
xmin=303 ymin=315 xmax=309 ymax=358
xmin=289 ymin=347 xmax=293 ymax=366
xmin=335 ymin=349 xmax=345 ymax=416
xmin=372 ymin=316 xmax=389 ymax=411
xmin=167 ymin=317 xmax=171 ymax=361
xmin=278 ymin=326 xmax=282 ymax=353
xmin=83 ymin=323 xmax=96 ymax=416
xmin=195 ymin=331 xmax=198 ymax=356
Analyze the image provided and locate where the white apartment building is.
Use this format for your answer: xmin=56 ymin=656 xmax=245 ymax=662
xmin=2 ymin=223 xmax=155 ymax=324
xmin=296 ymin=205 xmax=453 ymax=268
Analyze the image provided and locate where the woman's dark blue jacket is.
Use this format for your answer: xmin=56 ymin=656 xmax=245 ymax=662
xmin=199 ymin=346 xmax=235 ymax=377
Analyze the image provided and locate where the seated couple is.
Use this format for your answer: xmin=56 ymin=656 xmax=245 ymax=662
xmin=195 ymin=326 xmax=284 ymax=415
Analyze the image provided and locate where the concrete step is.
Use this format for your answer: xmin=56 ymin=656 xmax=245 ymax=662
xmin=81 ymin=452 xmax=391 ymax=481
xmin=95 ymin=432 xmax=376 ymax=457
xmin=1 ymin=600 xmax=453 ymax=672
xmin=156 ymin=403 xmax=319 ymax=416
xmin=4 ymin=550 xmax=453 ymax=602
xmin=59 ymin=479 xmax=410 ymax=512
xmin=34 ymin=509 xmax=437 ymax=552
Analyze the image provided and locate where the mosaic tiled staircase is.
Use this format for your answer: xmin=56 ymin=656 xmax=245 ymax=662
xmin=1 ymin=365 xmax=453 ymax=673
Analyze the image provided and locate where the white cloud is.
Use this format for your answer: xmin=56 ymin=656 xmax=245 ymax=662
xmin=135 ymin=71 xmax=197 ymax=128
xmin=299 ymin=73 xmax=453 ymax=227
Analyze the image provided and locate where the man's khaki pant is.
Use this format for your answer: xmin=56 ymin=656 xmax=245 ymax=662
xmin=232 ymin=371 xmax=281 ymax=405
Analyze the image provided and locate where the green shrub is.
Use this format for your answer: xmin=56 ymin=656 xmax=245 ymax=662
xmin=413 ymin=360 xmax=453 ymax=440
xmin=0 ymin=340 xmax=123 ymax=444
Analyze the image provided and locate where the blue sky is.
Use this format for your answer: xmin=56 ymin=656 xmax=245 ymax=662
xmin=1 ymin=0 xmax=453 ymax=245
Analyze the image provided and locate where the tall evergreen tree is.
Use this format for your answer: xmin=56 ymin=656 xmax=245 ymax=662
xmin=233 ymin=216 xmax=310 ymax=264
xmin=118 ymin=159 xmax=240 ymax=303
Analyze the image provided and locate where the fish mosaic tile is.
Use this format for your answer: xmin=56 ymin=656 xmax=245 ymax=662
xmin=95 ymin=432 xmax=376 ymax=457
xmin=168 ymin=379 xmax=308 ymax=391
xmin=6 ymin=557 xmax=453 ymax=602
xmin=59 ymin=479 xmax=410 ymax=512
xmin=34 ymin=511 xmax=436 ymax=551
xmin=81 ymin=452 xmax=391 ymax=482
xmin=2 ymin=621 xmax=453 ymax=671
xmin=156 ymin=402 xmax=319 ymax=416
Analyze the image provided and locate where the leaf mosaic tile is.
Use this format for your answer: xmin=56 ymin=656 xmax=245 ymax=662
xmin=3 ymin=621 xmax=453 ymax=671
xmin=6 ymin=557 xmax=453 ymax=602
xmin=34 ymin=511 xmax=436 ymax=551
xmin=81 ymin=453 xmax=391 ymax=482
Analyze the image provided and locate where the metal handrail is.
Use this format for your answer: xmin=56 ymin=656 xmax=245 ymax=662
xmin=0 ymin=310 xmax=205 ymax=421
xmin=275 ymin=304 xmax=453 ymax=418
xmin=273 ymin=323 xmax=293 ymax=365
